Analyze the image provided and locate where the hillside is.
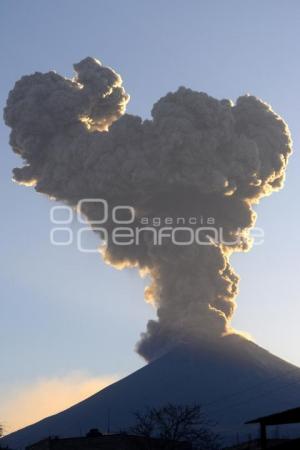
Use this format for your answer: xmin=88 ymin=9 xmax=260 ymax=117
xmin=2 ymin=335 xmax=300 ymax=449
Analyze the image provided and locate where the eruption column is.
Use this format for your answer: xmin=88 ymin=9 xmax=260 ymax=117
xmin=4 ymin=57 xmax=292 ymax=361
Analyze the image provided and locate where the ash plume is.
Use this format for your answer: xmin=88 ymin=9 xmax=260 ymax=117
xmin=4 ymin=57 xmax=292 ymax=361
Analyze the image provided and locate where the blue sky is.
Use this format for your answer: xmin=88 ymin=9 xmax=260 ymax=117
xmin=1 ymin=0 xmax=300 ymax=430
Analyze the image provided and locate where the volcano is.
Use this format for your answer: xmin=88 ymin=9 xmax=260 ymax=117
xmin=2 ymin=335 xmax=300 ymax=449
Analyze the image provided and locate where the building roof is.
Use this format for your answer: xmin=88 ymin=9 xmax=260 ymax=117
xmin=246 ymin=406 xmax=300 ymax=426
xmin=26 ymin=433 xmax=192 ymax=450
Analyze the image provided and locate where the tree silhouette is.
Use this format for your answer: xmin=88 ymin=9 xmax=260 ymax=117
xmin=130 ymin=403 xmax=221 ymax=449
xmin=0 ymin=424 xmax=4 ymax=449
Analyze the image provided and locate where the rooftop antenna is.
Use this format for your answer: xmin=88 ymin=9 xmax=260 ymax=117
xmin=106 ymin=407 xmax=111 ymax=434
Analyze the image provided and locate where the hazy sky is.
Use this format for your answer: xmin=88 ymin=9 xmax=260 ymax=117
xmin=1 ymin=0 xmax=300 ymax=432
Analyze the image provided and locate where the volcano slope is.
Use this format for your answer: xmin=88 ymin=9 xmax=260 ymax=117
xmin=2 ymin=335 xmax=300 ymax=449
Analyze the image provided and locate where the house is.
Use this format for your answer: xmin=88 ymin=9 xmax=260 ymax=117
xmin=223 ymin=438 xmax=294 ymax=449
xmin=25 ymin=429 xmax=192 ymax=450
xmin=246 ymin=406 xmax=300 ymax=449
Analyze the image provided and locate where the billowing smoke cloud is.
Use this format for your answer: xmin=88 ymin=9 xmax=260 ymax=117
xmin=4 ymin=57 xmax=292 ymax=361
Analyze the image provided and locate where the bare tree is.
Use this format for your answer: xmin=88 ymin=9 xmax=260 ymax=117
xmin=130 ymin=403 xmax=221 ymax=450
xmin=0 ymin=424 xmax=4 ymax=449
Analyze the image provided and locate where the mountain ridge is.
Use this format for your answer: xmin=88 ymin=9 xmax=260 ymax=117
xmin=2 ymin=335 xmax=300 ymax=449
